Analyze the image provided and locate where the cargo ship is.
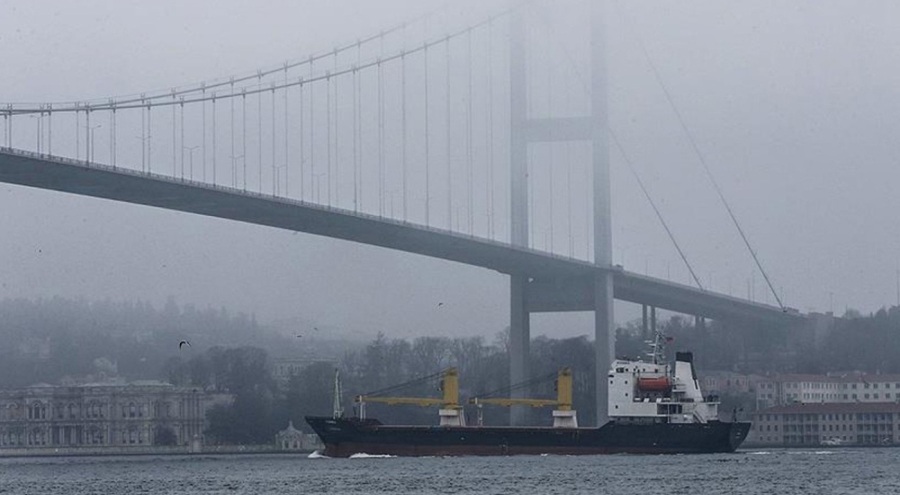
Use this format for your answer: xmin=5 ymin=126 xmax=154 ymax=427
xmin=306 ymin=334 xmax=750 ymax=456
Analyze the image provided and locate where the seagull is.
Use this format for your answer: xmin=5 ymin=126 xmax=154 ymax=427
xmin=179 ymin=340 xmax=191 ymax=350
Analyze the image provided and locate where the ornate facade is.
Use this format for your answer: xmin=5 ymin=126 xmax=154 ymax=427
xmin=0 ymin=381 xmax=206 ymax=450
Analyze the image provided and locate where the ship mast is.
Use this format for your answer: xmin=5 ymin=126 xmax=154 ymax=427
xmin=332 ymin=368 xmax=344 ymax=419
xmin=646 ymin=330 xmax=669 ymax=365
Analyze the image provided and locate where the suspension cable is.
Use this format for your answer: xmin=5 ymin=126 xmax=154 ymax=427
xmin=5 ymin=13 xmax=508 ymax=117
xmin=529 ymin=1 xmax=706 ymax=287
xmin=2 ymin=5 xmax=461 ymax=110
xmin=284 ymin=65 xmax=290 ymax=197
xmin=424 ymin=43 xmax=430 ymax=226
xmin=401 ymin=50 xmax=408 ymax=222
xmin=613 ymin=0 xmax=782 ymax=307
xmin=466 ymin=27 xmax=474 ymax=234
xmin=299 ymin=78 xmax=305 ymax=201
xmin=242 ymin=91 xmax=247 ymax=190
xmin=610 ymin=130 xmax=704 ymax=290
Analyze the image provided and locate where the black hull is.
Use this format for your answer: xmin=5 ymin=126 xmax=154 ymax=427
xmin=305 ymin=416 xmax=751 ymax=457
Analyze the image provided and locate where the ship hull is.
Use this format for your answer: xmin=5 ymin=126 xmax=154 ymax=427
xmin=305 ymin=416 xmax=751 ymax=457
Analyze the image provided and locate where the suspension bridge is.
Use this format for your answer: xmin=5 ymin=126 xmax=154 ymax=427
xmin=0 ymin=1 xmax=808 ymax=424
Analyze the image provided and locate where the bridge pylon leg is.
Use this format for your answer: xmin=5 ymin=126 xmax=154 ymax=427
xmin=591 ymin=0 xmax=613 ymax=426
xmin=642 ymin=305 xmax=649 ymax=340
xmin=594 ymin=273 xmax=614 ymax=426
xmin=509 ymin=275 xmax=531 ymax=426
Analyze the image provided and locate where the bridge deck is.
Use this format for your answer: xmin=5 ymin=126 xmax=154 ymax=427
xmin=0 ymin=148 xmax=802 ymax=326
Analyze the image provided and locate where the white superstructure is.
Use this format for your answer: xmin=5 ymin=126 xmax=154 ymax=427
xmin=608 ymin=333 xmax=720 ymax=424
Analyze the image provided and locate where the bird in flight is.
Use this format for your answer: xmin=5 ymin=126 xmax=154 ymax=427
xmin=296 ymin=334 xmax=303 ymax=338
xmin=437 ymin=302 xmax=444 ymax=307
xmin=179 ymin=340 xmax=191 ymax=350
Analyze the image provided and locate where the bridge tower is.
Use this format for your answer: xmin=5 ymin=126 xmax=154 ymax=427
xmin=508 ymin=1 xmax=611 ymax=426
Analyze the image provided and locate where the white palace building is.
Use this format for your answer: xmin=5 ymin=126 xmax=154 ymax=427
xmin=0 ymin=381 xmax=206 ymax=452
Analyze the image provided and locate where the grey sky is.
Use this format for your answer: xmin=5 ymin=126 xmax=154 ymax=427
xmin=1 ymin=0 xmax=898 ymax=340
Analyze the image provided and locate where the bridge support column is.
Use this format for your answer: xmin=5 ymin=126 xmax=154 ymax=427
xmin=508 ymin=6 xmax=530 ymax=426
xmin=641 ymin=304 xmax=649 ymax=340
xmin=591 ymin=0 xmax=612 ymax=426
xmin=594 ymin=273 xmax=614 ymax=426
xmin=509 ymin=275 xmax=531 ymax=426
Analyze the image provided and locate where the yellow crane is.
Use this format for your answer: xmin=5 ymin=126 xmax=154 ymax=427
xmin=468 ymin=368 xmax=578 ymax=427
xmin=354 ymin=368 xmax=465 ymax=426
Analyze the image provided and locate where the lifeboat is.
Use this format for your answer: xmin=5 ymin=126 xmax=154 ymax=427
xmin=637 ymin=376 xmax=672 ymax=392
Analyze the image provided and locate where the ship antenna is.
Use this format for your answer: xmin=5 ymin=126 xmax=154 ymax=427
xmin=332 ymin=368 xmax=344 ymax=419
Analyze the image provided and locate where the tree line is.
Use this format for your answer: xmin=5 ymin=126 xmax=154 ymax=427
xmin=2 ymin=296 xmax=900 ymax=444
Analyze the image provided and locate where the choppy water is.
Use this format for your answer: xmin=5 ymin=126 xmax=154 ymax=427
xmin=1 ymin=448 xmax=898 ymax=494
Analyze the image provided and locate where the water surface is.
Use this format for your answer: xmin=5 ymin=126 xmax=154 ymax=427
xmin=1 ymin=448 xmax=897 ymax=494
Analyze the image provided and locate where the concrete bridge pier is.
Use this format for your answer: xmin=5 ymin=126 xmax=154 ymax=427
xmin=507 ymin=0 xmax=612 ymax=426
xmin=508 ymin=275 xmax=531 ymax=426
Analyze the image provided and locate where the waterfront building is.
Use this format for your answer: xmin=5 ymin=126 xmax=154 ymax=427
xmin=271 ymin=358 xmax=316 ymax=385
xmin=699 ymin=371 xmax=763 ymax=396
xmin=755 ymin=373 xmax=900 ymax=409
xmin=271 ymin=357 xmax=337 ymax=387
xmin=0 ymin=381 xmax=207 ymax=450
xmin=746 ymin=402 xmax=900 ymax=447
xmin=274 ymin=420 xmax=322 ymax=451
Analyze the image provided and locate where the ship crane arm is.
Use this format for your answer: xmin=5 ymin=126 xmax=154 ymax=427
xmin=467 ymin=368 xmax=575 ymax=424
xmin=468 ymin=397 xmax=560 ymax=408
xmin=354 ymin=368 xmax=461 ymax=421
xmin=354 ymin=396 xmax=447 ymax=407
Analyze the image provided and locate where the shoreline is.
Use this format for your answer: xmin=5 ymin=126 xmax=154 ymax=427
xmin=0 ymin=445 xmax=316 ymax=459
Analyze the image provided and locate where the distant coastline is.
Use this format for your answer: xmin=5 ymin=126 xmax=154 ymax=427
xmin=0 ymin=444 xmax=313 ymax=458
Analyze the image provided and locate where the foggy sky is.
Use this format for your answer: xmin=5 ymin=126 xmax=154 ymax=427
xmin=2 ymin=0 xmax=899 ymax=340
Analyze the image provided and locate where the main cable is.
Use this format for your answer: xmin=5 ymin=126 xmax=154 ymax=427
xmin=613 ymin=0 xmax=782 ymax=307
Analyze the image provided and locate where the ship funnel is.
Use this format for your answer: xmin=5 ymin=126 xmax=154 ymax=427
xmin=675 ymin=351 xmax=693 ymax=363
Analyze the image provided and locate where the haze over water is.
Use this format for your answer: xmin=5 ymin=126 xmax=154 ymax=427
xmin=2 ymin=449 xmax=898 ymax=494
